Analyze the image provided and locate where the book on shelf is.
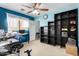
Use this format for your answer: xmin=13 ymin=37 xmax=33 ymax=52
xmin=57 ymin=15 xmax=61 ymax=19
xmin=70 ymin=27 xmax=76 ymax=31
xmin=70 ymin=21 xmax=76 ymax=24
xmin=62 ymin=28 xmax=68 ymax=31
xmin=62 ymin=32 xmax=68 ymax=37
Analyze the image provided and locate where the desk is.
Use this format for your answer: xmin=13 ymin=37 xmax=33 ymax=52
xmin=0 ymin=38 xmax=19 ymax=47
xmin=20 ymin=33 xmax=28 ymax=35
xmin=0 ymin=47 xmax=8 ymax=53
xmin=0 ymin=35 xmax=14 ymax=39
xmin=0 ymin=47 xmax=9 ymax=56
xmin=19 ymin=33 xmax=29 ymax=42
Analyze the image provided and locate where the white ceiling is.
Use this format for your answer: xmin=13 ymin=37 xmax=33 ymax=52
xmin=0 ymin=3 xmax=77 ymax=17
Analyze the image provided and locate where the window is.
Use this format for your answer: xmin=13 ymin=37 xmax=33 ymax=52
xmin=7 ymin=14 xmax=29 ymax=32
xmin=19 ymin=19 xmax=29 ymax=30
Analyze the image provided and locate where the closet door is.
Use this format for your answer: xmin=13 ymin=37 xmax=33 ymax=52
xmin=29 ymin=20 xmax=36 ymax=41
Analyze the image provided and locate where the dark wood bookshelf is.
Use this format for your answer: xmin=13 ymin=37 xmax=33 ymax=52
xmin=55 ymin=9 xmax=78 ymax=47
xmin=40 ymin=26 xmax=48 ymax=44
xmin=48 ymin=21 xmax=55 ymax=45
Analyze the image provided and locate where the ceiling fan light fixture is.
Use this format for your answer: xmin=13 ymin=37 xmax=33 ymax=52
xmin=32 ymin=10 xmax=40 ymax=15
xmin=21 ymin=8 xmax=25 ymax=11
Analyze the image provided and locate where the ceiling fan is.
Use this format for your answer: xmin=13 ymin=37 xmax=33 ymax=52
xmin=22 ymin=3 xmax=49 ymax=15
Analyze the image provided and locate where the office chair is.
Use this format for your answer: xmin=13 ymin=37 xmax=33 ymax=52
xmin=8 ymin=42 xmax=24 ymax=56
xmin=24 ymin=49 xmax=32 ymax=56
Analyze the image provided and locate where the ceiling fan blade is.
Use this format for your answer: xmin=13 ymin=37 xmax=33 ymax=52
xmin=36 ymin=3 xmax=41 ymax=7
xmin=33 ymin=3 xmax=41 ymax=8
xmin=27 ymin=10 xmax=33 ymax=13
xmin=22 ymin=5 xmax=32 ymax=9
xmin=38 ymin=8 xmax=49 ymax=11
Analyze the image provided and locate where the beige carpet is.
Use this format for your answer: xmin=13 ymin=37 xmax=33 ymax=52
xmin=19 ymin=40 xmax=72 ymax=56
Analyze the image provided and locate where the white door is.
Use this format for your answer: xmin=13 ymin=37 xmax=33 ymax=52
xmin=29 ymin=20 xmax=40 ymax=41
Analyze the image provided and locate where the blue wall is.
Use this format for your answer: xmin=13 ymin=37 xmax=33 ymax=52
xmin=0 ymin=7 xmax=34 ymax=20
xmin=35 ymin=13 xmax=54 ymax=27
xmin=0 ymin=10 xmax=8 ymax=32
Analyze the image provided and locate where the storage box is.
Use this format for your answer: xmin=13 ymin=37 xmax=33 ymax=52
xmin=66 ymin=44 xmax=77 ymax=56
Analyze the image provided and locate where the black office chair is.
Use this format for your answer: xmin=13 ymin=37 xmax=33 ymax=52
xmin=8 ymin=42 xmax=24 ymax=56
xmin=24 ymin=49 xmax=32 ymax=56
